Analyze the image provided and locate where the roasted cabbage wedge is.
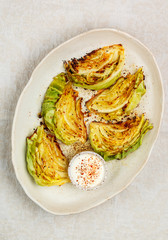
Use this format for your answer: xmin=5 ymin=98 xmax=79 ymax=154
xmin=86 ymin=68 xmax=146 ymax=120
xmin=26 ymin=125 xmax=70 ymax=186
xmin=54 ymin=82 xmax=87 ymax=145
xmin=41 ymin=73 xmax=67 ymax=133
xmin=64 ymin=44 xmax=125 ymax=90
xmin=89 ymin=114 xmax=153 ymax=161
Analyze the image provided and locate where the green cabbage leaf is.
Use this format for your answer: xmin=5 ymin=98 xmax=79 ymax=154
xmin=64 ymin=44 xmax=125 ymax=90
xmin=86 ymin=68 xmax=146 ymax=120
xmin=89 ymin=114 xmax=153 ymax=161
xmin=26 ymin=125 xmax=70 ymax=186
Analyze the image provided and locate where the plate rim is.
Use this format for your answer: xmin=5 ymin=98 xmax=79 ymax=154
xmin=11 ymin=28 xmax=164 ymax=215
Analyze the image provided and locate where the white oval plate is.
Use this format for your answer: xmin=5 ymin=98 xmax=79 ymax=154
xmin=12 ymin=29 xmax=164 ymax=215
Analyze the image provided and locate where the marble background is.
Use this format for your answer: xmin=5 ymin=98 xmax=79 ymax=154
xmin=0 ymin=0 xmax=168 ymax=239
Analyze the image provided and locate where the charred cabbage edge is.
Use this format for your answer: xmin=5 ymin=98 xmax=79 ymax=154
xmin=53 ymin=82 xmax=87 ymax=145
xmin=64 ymin=44 xmax=125 ymax=90
xmin=86 ymin=68 xmax=146 ymax=120
xmin=89 ymin=114 xmax=153 ymax=161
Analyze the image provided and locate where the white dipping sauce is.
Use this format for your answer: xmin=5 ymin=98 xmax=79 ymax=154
xmin=68 ymin=151 xmax=106 ymax=190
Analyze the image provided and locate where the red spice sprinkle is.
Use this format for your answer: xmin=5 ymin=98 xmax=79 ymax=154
xmin=72 ymin=154 xmax=104 ymax=188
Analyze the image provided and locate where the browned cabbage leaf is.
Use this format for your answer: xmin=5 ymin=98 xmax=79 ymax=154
xmin=64 ymin=44 xmax=125 ymax=90
xmin=89 ymin=114 xmax=153 ymax=160
xmin=54 ymin=83 xmax=87 ymax=145
xmin=26 ymin=125 xmax=70 ymax=186
xmin=86 ymin=68 xmax=146 ymax=120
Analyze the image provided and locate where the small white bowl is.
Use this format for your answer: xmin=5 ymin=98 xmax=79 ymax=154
xmin=68 ymin=151 xmax=107 ymax=191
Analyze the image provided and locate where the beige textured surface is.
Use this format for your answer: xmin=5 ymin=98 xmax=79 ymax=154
xmin=0 ymin=0 xmax=168 ymax=239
